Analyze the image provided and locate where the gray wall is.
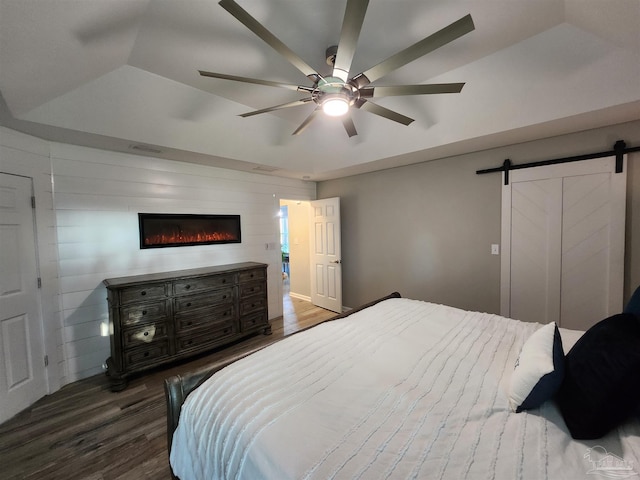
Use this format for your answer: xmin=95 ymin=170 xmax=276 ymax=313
xmin=318 ymin=120 xmax=640 ymax=314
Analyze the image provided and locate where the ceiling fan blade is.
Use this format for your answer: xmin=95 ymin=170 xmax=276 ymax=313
xmin=354 ymin=14 xmax=474 ymax=87
xmin=341 ymin=115 xmax=358 ymax=137
xmin=360 ymin=83 xmax=465 ymax=98
xmin=358 ymin=100 xmax=414 ymax=126
xmin=240 ymin=98 xmax=314 ymax=117
xmin=332 ymin=0 xmax=369 ymax=81
xmin=219 ymin=0 xmax=319 ymax=82
xmin=292 ymin=108 xmax=321 ymax=135
xmin=199 ymin=71 xmax=305 ymax=91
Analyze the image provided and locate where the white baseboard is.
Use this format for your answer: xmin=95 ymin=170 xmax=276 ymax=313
xmin=287 ymin=292 xmax=351 ymax=313
xmin=288 ymin=292 xmax=311 ymax=302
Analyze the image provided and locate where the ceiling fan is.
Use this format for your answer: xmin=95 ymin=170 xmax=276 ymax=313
xmin=200 ymin=0 xmax=474 ymax=137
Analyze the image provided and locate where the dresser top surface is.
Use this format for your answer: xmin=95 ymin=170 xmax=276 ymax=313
xmin=103 ymin=262 xmax=267 ymax=288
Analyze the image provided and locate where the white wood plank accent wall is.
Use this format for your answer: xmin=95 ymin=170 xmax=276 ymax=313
xmin=2 ymin=126 xmax=316 ymax=389
xmin=50 ymin=143 xmax=315 ymax=382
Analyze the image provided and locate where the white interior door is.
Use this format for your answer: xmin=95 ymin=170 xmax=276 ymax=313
xmin=0 ymin=173 xmax=47 ymax=423
xmin=309 ymin=197 xmax=342 ymax=313
xmin=501 ymin=157 xmax=627 ymax=330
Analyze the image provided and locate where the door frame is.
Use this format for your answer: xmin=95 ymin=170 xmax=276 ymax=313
xmin=274 ymin=196 xmax=343 ymax=314
xmin=1 ymin=127 xmax=62 ymax=395
xmin=0 ymin=172 xmax=49 ymax=421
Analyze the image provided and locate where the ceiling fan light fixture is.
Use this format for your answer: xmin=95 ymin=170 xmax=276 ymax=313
xmin=322 ymin=94 xmax=350 ymax=117
xmin=209 ymin=0 xmax=474 ymax=135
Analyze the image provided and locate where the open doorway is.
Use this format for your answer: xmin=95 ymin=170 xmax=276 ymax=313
xmin=279 ymin=200 xmax=312 ymax=328
xmin=279 ymin=204 xmax=290 ymax=293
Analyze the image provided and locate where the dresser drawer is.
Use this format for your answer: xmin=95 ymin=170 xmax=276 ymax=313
xmin=239 ymin=268 xmax=265 ymax=284
xmin=123 ymin=323 xmax=168 ymax=348
xmin=239 ymin=281 xmax=266 ymax=299
xmin=174 ymin=287 xmax=234 ymax=313
xmin=240 ymin=296 xmax=267 ymax=316
xmin=176 ymin=322 xmax=236 ymax=352
xmin=119 ymin=283 xmax=168 ymax=304
xmin=121 ymin=300 xmax=169 ymax=327
xmin=174 ymin=273 xmax=236 ymax=295
xmin=124 ymin=340 xmax=170 ymax=368
xmin=240 ymin=312 xmax=268 ymax=332
xmin=175 ymin=304 xmax=236 ymax=332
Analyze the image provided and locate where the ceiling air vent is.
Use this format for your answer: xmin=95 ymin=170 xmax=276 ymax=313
xmin=129 ymin=144 xmax=162 ymax=154
xmin=252 ymin=165 xmax=280 ymax=173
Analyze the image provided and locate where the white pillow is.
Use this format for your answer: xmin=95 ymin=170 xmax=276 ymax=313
xmin=508 ymin=322 xmax=565 ymax=412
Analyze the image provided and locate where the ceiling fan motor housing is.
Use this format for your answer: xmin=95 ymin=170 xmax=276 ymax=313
xmin=314 ymin=77 xmax=358 ymax=105
xmin=325 ymin=45 xmax=338 ymax=65
xmin=313 ymin=76 xmax=360 ymax=116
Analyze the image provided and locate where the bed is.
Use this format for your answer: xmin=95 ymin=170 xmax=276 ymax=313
xmin=165 ymin=292 xmax=640 ymax=480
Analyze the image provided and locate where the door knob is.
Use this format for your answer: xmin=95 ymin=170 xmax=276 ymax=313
xmin=331 ymin=260 xmax=342 ymax=264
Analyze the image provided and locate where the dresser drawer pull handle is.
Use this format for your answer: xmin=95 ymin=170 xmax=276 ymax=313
xmin=143 ymin=352 xmax=149 ymax=357
xmin=222 ymin=295 xmax=227 ymax=299
xmin=222 ymin=279 xmax=226 ymax=283
xmin=187 ymin=321 xmax=192 ymax=326
xmin=142 ymin=310 xmax=147 ymax=315
xmin=251 ymin=319 xmax=256 ymax=325
xmin=187 ymin=340 xmax=193 ymax=345
xmin=223 ymin=329 xmax=229 ymax=334
xmin=250 ymin=274 xmax=254 ymax=278
xmin=141 ymin=291 xmax=146 ymax=296
xmin=186 ymin=302 xmax=192 ymax=307
xmin=143 ymin=331 xmax=149 ymax=336
xmin=185 ymin=284 xmax=191 ymax=290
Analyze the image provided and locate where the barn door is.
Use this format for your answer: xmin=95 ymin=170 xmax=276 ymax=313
xmin=0 ymin=173 xmax=47 ymax=423
xmin=501 ymin=157 xmax=626 ymax=330
xmin=309 ymin=197 xmax=342 ymax=313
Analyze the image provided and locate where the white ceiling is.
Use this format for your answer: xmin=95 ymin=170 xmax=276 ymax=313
xmin=1 ymin=0 xmax=639 ymax=180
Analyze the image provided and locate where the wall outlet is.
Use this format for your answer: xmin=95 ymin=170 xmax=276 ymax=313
xmin=491 ymin=244 xmax=500 ymax=255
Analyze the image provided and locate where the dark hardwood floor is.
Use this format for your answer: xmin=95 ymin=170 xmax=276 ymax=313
xmin=0 ymin=287 xmax=335 ymax=480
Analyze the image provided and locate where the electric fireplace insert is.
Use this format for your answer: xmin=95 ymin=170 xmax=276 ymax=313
xmin=138 ymin=213 xmax=241 ymax=249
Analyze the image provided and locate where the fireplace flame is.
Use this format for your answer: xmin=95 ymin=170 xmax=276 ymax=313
xmin=145 ymin=230 xmax=237 ymax=246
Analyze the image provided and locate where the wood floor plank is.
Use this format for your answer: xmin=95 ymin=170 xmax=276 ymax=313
xmin=0 ymin=292 xmax=334 ymax=479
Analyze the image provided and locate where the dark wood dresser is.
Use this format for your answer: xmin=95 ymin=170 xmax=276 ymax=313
xmin=104 ymin=262 xmax=269 ymax=391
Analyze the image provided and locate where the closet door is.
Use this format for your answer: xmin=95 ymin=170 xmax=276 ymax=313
xmin=501 ymin=157 xmax=626 ymax=330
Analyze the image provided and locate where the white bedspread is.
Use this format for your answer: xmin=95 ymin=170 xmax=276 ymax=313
xmin=170 ymin=298 xmax=640 ymax=479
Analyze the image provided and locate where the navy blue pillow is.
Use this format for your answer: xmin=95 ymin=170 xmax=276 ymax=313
xmin=556 ymin=313 xmax=640 ymax=439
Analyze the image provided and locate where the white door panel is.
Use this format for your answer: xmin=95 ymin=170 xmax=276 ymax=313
xmin=2 ymin=315 xmax=31 ymax=387
xmin=309 ymin=197 xmax=342 ymax=313
xmin=314 ymin=265 xmax=325 ymax=296
xmin=560 ymin=171 xmax=622 ymax=329
xmin=509 ymin=178 xmax=562 ymax=324
xmin=0 ymin=173 xmax=46 ymax=423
